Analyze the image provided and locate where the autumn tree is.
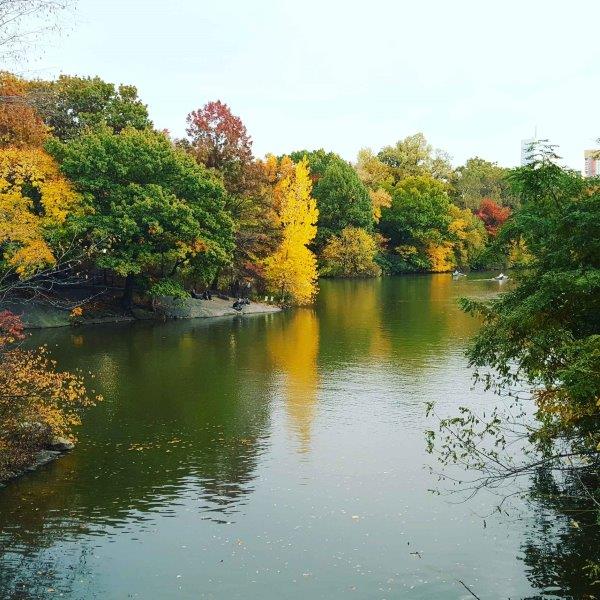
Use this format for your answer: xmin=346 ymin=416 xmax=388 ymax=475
xmin=0 ymin=71 xmax=49 ymax=148
xmin=263 ymin=156 xmax=318 ymax=305
xmin=221 ymin=157 xmax=282 ymax=292
xmin=0 ymin=309 xmax=97 ymax=481
xmin=48 ymin=127 xmax=234 ymax=307
xmin=289 ymin=149 xmax=373 ymax=248
xmin=355 ymin=148 xmax=393 ymax=222
xmin=0 ymin=146 xmax=80 ymax=277
xmin=355 ymin=148 xmax=393 ymax=189
xmin=180 ymin=99 xmax=283 ymax=292
xmin=320 ymin=227 xmax=381 ymax=278
xmin=447 ymin=204 xmax=487 ymax=268
xmin=183 ymin=100 xmax=253 ymax=194
xmin=28 ymin=75 xmax=151 ymax=140
xmin=475 ymin=198 xmax=511 ymax=236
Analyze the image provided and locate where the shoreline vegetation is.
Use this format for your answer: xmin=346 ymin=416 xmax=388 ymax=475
xmin=0 ymin=72 xmax=520 ymax=316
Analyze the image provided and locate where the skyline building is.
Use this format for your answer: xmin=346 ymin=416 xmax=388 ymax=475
xmin=584 ymin=149 xmax=600 ymax=177
xmin=520 ymin=138 xmax=537 ymax=165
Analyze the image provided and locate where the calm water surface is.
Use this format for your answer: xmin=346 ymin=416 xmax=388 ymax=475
xmin=0 ymin=275 xmax=588 ymax=599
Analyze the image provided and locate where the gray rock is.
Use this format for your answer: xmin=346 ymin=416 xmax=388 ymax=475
xmin=48 ymin=436 xmax=75 ymax=451
xmin=26 ymin=450 xmax=61 ymax=471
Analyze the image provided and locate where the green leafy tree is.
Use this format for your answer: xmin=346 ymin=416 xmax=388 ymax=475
xmin=377 ymin=133 xmax=453 ymax=183
xmin=379 ymin=175 xmax=453 ymax=271
xmin=29 ymin=75 xmax=151 ymax=140
xmin=452 ymin=157 xmax=515 ymax=210
xmin=427 ymin=143 xmax=600 ymax=519
xmin=289 ymin=149 xmax=373 ymax=248
xmin=47 ymin=127 xmax=234 ymax=307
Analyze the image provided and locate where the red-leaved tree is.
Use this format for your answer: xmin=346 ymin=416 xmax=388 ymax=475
xmin=475 ymin=198 xmax=511 ymax=236
xmin=185 ymin=100 xmax=253 ymax=172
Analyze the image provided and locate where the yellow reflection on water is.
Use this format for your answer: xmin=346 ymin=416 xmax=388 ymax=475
xmin=267 ymin=309 xmax=320 ymax=453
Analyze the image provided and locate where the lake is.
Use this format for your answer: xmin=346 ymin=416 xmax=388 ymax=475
xmin=0 ymin=275 xmax=589 ymax=599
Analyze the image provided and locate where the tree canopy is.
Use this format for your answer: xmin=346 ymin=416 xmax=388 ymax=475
xmin=28 ymin=75 xmax=151 ymax=140
xmin=183 ymin=100 xmax=254 ymax=196
xmin=452 ymin=157 xmax=515 ymax=210
xmin=263 ymin=156 xmax=318 ymax=305
xmin=47 ymin=127 xmax=234 ymax=304
xmin=320 ymin=227 xmax=381 ymax=278
xmin=379 ymin=174 xmax=453 ymax=271
xmin=0 ymin=146 xmax=80 ymax=277
xmin=377 ymin=133 xmax=454 ymax=182
xmin=0 ymin=71 xmax=49 ymax=148
xmin=289 ymin=149 xmax=373 ymax=247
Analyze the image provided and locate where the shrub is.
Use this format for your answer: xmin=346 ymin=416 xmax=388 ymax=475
xmin=320 ymin=227 xmax=382 ymax=278
xmin=0 ymin=310 xmax=97 ymax=481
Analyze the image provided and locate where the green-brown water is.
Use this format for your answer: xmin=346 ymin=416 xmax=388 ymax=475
xmin=0 ymin=275 xmax=593 ymax=599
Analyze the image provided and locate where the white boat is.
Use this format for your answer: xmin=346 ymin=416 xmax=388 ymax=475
xmin=494 ymin=273 xmax=509 ymax=281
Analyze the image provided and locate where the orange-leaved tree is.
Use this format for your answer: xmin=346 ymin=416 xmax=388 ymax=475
xmin=0 ymin=310 xmax=98 ymax=481
xmin=0 ymin=71 xmax=49 ymax=149
xmin=475 ymin=198 xmax=511 ymax=236
xmin=263 ymin=156 xmax=318 ymax=305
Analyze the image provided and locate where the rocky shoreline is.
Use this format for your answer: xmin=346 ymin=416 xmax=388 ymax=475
xmin=3 ymin=296 xmax=281 ymax=329
xmin=0 ymin=437 xmax=74 ymax=488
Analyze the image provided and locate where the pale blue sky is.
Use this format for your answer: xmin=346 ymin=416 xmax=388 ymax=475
xmin=18 ymin=0 xmax=600 ymax=170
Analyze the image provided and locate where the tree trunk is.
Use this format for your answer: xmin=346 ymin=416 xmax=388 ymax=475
xmin=210 ymin=268 xmax=221 ymax=291
xmin=121 ymin=274 xmax=135 ymax=311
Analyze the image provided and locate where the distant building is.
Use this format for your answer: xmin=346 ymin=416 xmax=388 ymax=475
xmin=584 ymin=149 xmax=600 ymax=177
xmin=521 ymin=138 xmax=536 ymax=165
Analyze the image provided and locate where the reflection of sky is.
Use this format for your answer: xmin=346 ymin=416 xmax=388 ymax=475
xmin=1 ymin=276 xmax=547 ymax=599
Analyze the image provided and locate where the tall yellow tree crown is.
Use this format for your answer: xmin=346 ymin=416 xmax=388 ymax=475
xmin=263 ymin=157 xmax=318 ymax=305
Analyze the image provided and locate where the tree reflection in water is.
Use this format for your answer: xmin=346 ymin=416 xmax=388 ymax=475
xmin=520 ymin=469 xmax=600 ymax=599
xmin=0 ymin=276 xmax=598 ymax=599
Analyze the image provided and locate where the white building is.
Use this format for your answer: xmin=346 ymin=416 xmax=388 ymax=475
xmin=584 ymin=149 xmax=600 ymax=177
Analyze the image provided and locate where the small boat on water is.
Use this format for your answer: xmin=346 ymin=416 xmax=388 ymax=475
xmin=494 ymin=272 xmax=509 ymax=281
xmin=452 ymin=270 xmax=466 ymax=278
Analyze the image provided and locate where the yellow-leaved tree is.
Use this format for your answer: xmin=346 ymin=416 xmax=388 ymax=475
xmin=0 ymin=147 xmax=80 ymax=277
xmin=447 ymin=204 xmax=487 ymax=267
xmin=425 ymin=241 xmax=455 ymax=272
xmin=369 ymin=188 xmax=392 ymax=223
xmin=320 ymin=226 xmax=382 ymax=278
xmin=263 ymin=156 xmax=318 ymax=305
